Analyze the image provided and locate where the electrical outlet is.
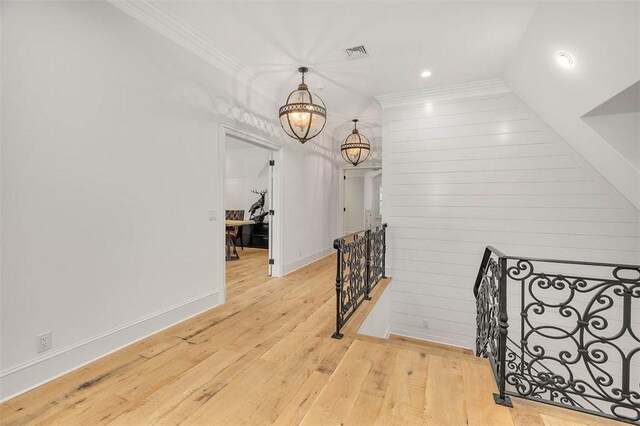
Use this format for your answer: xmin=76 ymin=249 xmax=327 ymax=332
xmin=37 ymin=331 xmax=52 ymax=353
xmin=422 ymin=319 xmax=430 ymax=329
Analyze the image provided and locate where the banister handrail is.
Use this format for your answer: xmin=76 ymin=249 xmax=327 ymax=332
xmin=473 ymin=245 xmax=640 ymax=424
xmin=474 ymin=246 xmax=639 ymax=298
xmin=472 ymin=245 xmax=506 ymax=298
xmin=485 ymin=245 xmax=507 ymax=258
xmin=332 ymin=223 xmax=386 ymax=249
xmin=501 ymin=254 xmax=640 ymax=269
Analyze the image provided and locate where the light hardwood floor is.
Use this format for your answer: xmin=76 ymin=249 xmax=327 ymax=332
xmin=0 ymin=251 xmax=617 ymax=425
xmin=225 ymin=247 xmax=271 ymax=299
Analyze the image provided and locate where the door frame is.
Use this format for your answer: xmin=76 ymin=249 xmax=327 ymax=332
xmin=218 ymin=125 xmax=284 ymax=301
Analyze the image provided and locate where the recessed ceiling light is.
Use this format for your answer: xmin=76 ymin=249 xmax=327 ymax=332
xmin=556 ymin=51 xmax=574 ymax=68
xmin=420 ymin=70 xmax=432 ymax=78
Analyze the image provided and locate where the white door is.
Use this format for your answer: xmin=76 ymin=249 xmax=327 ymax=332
xmin=344 ymin=175 xmax=365 ymax=234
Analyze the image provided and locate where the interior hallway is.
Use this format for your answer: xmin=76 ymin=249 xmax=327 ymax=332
xmin=0 ymin=255 xmax=618 ymax=425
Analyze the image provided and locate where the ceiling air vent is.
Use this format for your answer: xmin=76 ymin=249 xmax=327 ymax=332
xmin=345 ymin=45 xmax=368 ymax=60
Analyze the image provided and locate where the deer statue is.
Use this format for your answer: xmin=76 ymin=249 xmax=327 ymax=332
xmin=249 ymin=189 xmax=268 ymax=223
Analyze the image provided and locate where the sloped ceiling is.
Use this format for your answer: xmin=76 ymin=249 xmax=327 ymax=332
xmin=505 ymin=1 xmax=640 ymax=209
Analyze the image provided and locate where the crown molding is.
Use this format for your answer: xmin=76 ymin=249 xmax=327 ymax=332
xmin=107 ymin=0 xmax=279 ymax=100
xmin=375 ymin=78 xmax=510 ymax=109
xmin=106 ymin=1 xmax=358 ymax=165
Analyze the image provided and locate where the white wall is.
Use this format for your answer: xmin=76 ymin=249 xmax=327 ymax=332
xmin=225 ymin=145 xmax=271 ymax=215
xmin=379 ymin=83 xmax=640 ymax=349
xmin=281 ymin=136 xmax=341 ymax=274
xmin=583 ymin=112 xmax=640 ymax=169
xmin=0 ymin=1 xmax=340 ymax=400
xmin=1 ymin=1 xmax=224 ymax=400
xmin=505 ymin=1 xmax=640 ymax=209
xmin=357 ymin=285 xmax=391 ymax=339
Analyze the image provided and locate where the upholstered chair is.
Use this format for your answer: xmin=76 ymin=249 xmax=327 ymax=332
xmin=225 ymin=210 xmax=245 ymax=253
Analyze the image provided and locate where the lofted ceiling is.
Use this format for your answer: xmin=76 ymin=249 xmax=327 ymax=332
xmin=148 ymin=0 xmax=537 ymax=144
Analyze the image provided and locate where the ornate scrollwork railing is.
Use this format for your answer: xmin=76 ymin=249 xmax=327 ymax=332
xmin=332 ymin=223 xmax=387 ymax=339
xmin=474 ymin=246 xmax=640 ymax=424
xmin=474 ymin=246 xmax=511 ymax=406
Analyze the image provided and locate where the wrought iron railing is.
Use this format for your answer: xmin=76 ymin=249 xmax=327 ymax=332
xmin=332 ymin=223 xmax=387 ymax=339
xmin=474 ymin=246 xmax=640 ymax=424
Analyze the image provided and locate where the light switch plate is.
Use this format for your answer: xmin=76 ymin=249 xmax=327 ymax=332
xmin=208 ymin=210 xmax=217 ymax=221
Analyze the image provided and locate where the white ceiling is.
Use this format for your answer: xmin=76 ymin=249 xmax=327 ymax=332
xmin=504 ymin=1 xmax=640 ymax=208
xmin=150 ymin=1 xmax=537 ymax=136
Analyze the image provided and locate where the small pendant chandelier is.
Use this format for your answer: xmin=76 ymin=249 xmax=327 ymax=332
xmin=341 ymin=119 xmax=370 ymax=166
xmin=279 ymin=67 xmax=326 ymax=144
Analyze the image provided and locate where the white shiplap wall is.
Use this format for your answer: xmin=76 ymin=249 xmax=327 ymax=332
xmin=379 ymin=81 xmax=640 ymax=349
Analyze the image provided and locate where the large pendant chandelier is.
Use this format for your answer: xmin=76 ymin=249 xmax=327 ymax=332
xmin=341 ymin=119 xmax=370 ymax=166
xmin=279 ymin=67 xmax=326 ymax=144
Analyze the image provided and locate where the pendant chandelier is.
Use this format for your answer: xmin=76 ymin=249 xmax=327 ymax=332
xmin=341 ymin=119 xmax=370 ymax=166
xmin=279 ymin=67 xmax=326 ymax=144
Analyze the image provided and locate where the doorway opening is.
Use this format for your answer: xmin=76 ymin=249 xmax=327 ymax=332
xmin=221 ymin=128 xmax=282 ymax=301
xmin=343 ymin=168 xmax=382 ymax=234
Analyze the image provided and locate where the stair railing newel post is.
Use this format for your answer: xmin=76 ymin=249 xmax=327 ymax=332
xmin=382 ymin=223 xmax=387 ymax=278
xmin=331 ymin=239 xmax=344 ymax=339
xmin=493 ymin=256 xmax=513 ymax=407
xmin=364 ymin=229 xmax=372 ymax=301
xmin=474 ymin=248 xmax=487 ymax=357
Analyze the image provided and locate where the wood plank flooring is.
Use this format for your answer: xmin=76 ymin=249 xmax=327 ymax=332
xmin=0 ymin=250 xmax=618 ymax=425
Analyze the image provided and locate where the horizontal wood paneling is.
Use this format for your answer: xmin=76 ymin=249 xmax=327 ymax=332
xmin=390 ymin=143 xmax=566 ymax=164
xmin=388 ymin=130 xmax=556 ymax=152
xmin=388 ymin=119 xmax=541 ymax=143
xmin=389 ymin=156 xmax=576 ymax=174
xmin=391 ymin=107 xmax=529 ymax=132
xmin=386 ymin=168 xmax=590 ymax=184
xmin=382 ymin=93 xmax=640 ymax=349
xmin=390 ymin=181 xmax=606 ymax=195
xmin=390 ymin=194 xmax=620 ymax=208
xmin=388 ymin=217 xmax=638 ymax=236
xmin=391 ymin=95 xmax=514 ymax=119
xmin=386 ymin=205 xmax=639 ymax=223
xmin=390 ymin=239 xmax=640 ymax=265
xmin=391 ymin=229 xmax=638 ymax=251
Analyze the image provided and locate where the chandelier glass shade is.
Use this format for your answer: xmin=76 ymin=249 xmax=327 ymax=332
xmin=279 ymin=67 xmax=326 ymax=144
xmin=341 ymin=119 xmax=370 ymax=166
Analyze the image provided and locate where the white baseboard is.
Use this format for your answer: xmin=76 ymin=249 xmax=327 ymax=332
xmin=0 ymin=289 xmax=223 ymax=403
xmin=383 ymin=326 xmax=391 ymax=339
xmin=283 ymin=247 xmax=333 ymax=275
